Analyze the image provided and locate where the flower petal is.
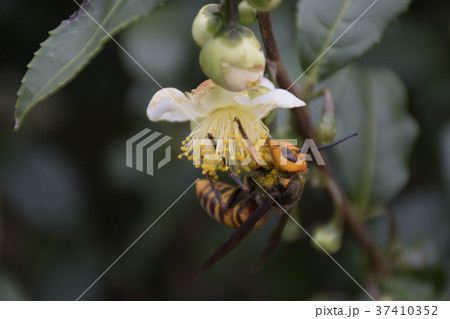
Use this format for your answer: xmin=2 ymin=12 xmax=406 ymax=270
xmin=147 ymin=88 xmax=205 ymax=122
xmin=192 ymin=79 xmax=248 ymax=110
xmin=245 ymin=77 xmax=275 ymax=100
xmin=248 ymin=89 xmax=306 ymax=118
xmin=256 ymin=77 xmax=276 ymax=90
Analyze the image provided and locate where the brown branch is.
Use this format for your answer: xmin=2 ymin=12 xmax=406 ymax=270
xmin=221 ymin=0 xmax=240 ymax=28
xmin=258 ymin=11 xmax=388 ymax=276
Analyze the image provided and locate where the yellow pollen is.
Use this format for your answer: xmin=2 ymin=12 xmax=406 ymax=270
xmin=176 ymin=106 xmax=272 ymax=175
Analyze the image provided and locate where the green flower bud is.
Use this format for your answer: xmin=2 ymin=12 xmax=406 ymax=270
xmin=199 ymin=27 xmax=265 ymax=92
xmin=317 ymin=111 xmax=337 ymax=145
xmin=192 ymin=4 xmax=222 ymax=48
xmin=238 ymin=1 xmax=257 ymax=26
xmin=247 ymin=0 xmax=282 ymax=12
xmin=317 ymin=89 xmax=336 ymax=145
xmin=311 ymin=221 xmax=343 ymax=254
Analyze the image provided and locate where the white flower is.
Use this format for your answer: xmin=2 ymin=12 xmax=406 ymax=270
xmin=147 ymin=78 xmax=305 ymax=176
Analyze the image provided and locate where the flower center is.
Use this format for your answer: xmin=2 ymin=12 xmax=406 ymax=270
xmin=179 ymin=106 xmax=271 ymax=177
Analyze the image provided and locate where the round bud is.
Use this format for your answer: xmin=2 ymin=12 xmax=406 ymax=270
xmin=192 ymin=4 xmax=222 ymax=48
xmin=238 ymin=1 xmax=257 ymax=26
xmin=199 ymin=27 xmax=265 ymax=92
xmin=247 ymin=0 xmax=282 ymax=12
xmin=311 ymin=222 xmax=342 ymax=254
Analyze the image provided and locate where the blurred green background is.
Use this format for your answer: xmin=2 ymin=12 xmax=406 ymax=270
xmin=0 ymin=0 xmax=449 ymax=300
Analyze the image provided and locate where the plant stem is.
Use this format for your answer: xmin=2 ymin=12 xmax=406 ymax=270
xmin=223 ymin=0 xmax=240 ymax=28
xmin=257 ymin=11 xmax=388 ymax=276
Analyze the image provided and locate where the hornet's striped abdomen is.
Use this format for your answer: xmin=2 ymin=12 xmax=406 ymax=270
xmin=195 ymin=179 xmax=267 ymax=229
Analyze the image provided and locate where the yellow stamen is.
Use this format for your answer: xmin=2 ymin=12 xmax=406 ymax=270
xmin=178 ymin=106 xmax=272 ymax=175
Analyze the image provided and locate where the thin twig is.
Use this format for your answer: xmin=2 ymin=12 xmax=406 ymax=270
xmin=224 ymin=0 xmax=240 ymax=27
xmin=257 ymin=11 xmax=388 ymax=276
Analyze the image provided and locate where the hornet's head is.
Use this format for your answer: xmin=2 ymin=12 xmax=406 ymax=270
xmin=267 ymin=139 xmax=307 ymax=173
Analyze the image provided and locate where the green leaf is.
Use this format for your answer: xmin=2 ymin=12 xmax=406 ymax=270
xmin=379 ymin=276 xmax=435 ymax=301
xmin=296 ymin=0 xmax=411 ymax=82
xmin=311 ymin=64 xmax=418 ymax=215
xmin=14 ymin=0 xmax=164 ymax=130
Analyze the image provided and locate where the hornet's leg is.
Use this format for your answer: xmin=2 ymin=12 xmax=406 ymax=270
xmin=207 ymin=175 xmax=244 ymax=210
xmin=233 ymin=117 xmax=262 ymax=168
xmin=207 ymin=133 xmax=250 ymax=193
xmin=228 ymin=169 xmax=250 ymax=192
xmin=249 ymin=214 xmax=289 ymax=273
xmin=207 ymin=175 xmax=226 ymax=209
xmin=193 ymin=199 xmax=272 ymax=280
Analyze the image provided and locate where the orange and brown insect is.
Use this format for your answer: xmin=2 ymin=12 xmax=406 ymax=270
xmin=194 ymin=118 xmax=357 ymax=278
xmin=195 ymin=179 xmax=267 ymax=229
xmin=194 ymin=134 xmax=308 ymax=278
